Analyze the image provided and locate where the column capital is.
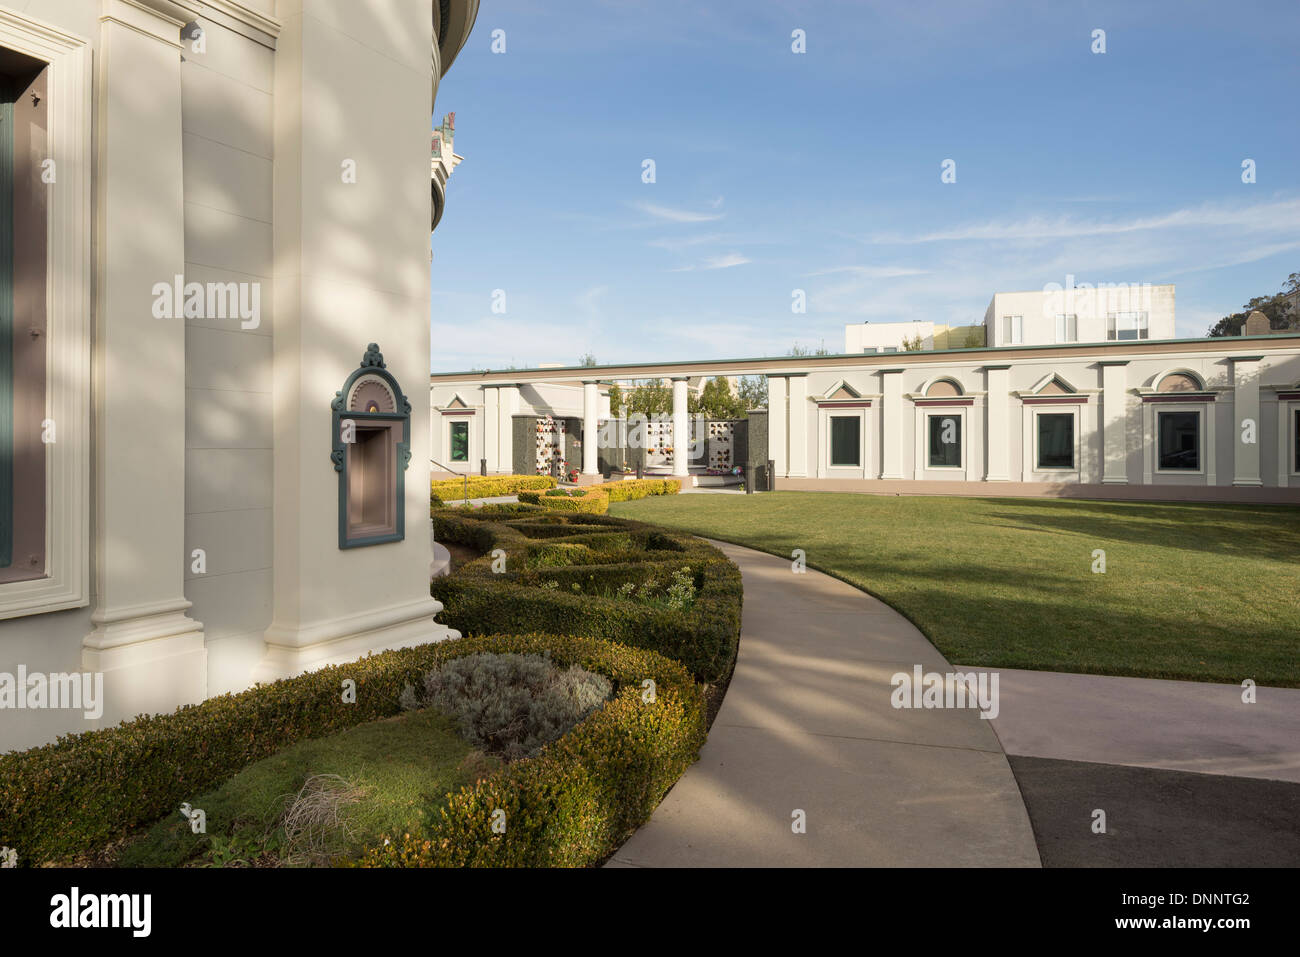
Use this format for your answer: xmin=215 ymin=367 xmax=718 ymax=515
xmin=101 ymin=0 xmax=187 ymax=48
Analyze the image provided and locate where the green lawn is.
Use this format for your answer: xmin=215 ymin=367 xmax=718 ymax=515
xmin=611 ymin=493 xmax=1300 ymax=687
xmin=119 ymin=709 xmax=495 ymax=867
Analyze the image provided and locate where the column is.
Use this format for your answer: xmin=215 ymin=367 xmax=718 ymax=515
xmin=1100 ymin=361 xmax=1128 ymax=484
xmin=880 ymin=369 xmax=905 ymax=479
xmin=258 ymin=0 xmax=451 ymax=680
xmin=671 ymin=377 xmax=689 ymax=477
xmin=767 ymin=375 xmax=787 ymax=478
xmin=984 ymin=365 xmax=1010 ymax=481
xmin=582 ymin=380 xmax=599 ymax=475
xmin=1231 ymin=356 xmax=1263 ymax=486
xmin=787 ymin=375 xmax=808 ymax=477
xmin=482 ymin=387 xmax=499 ymax=472
xmin=83 ymin=1 xmax=206 ymax=724
xmin=498 ymin=384 xmax=519 ymax=473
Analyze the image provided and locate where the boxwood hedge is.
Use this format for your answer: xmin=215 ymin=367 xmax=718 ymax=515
xmin=431 ymin=511 xmax=742 ymax=683
xmin=0 ymin=633 xmax=703 ymax=868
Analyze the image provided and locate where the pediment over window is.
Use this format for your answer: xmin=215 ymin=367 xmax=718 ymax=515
xmin=924 ymin=377 xmax=963 ymax=398
xmin=818 ymin=379 xmax=862 ymax=401
xmin=1156 ymin=371 xmax=1203 ymax=393
xmin=1028 ymin=373 xmax=1079 ymax=395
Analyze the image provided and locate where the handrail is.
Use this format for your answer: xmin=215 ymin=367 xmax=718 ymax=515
xmin=430 ymin=458 xmax=469 ymax=503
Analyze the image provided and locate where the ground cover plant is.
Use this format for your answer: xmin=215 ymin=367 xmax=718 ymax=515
xmin=611 ymin=492 xmax=1300 ymax=686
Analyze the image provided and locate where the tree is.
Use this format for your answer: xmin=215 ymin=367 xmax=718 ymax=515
xmin=690 ymin=377 xmax=746 ymax=419
xmin=607 ymin=378 xmax=671 ymax=417
xmin=963 ymin=327 xmax=986 ymax=348
xmin=737 ymin=375 xmax=768 ymax=410
xmin=787 ymin=340 xmax=831 ymax=356
xmin=1207 ymin=272 xmax=1300 ymax=336
xmin=902 ymin=334 xmax=923 ymax=352
xmin=578 ymin=352 xmax=598 ymax=367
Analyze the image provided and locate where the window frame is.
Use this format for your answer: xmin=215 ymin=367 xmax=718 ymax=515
xmin=1155 ymin=408 xmax=1203 ymax=474
xmin=1003 ymin=315 xmax=1023 ymax=345
xmin=1054 ymin=314 xmax=1077 ymax=343
xmin=1108 ymin=311 xmax=1150 ymax=342
xmin=0 ymin=12 xmax=91 ymax=620
xmin=447 ymin=418 xmax=470 ymax=463
xmin=828 ymin=414 xmax=862 ymax=468
xmin=926 ymin=412 xmax=964 ymax=470
xmin=1033 ymin=410 xmax=1077 ymax=471
xmin=817 ymin=403 xmax=870 ymax=479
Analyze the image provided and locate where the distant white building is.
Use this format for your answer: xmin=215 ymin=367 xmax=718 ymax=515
xmin=984 ymin=283 xmax=1176 ymax=347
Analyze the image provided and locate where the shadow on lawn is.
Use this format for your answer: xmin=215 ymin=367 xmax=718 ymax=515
xmin=966 ymin=498 xmax=1300 ymax=564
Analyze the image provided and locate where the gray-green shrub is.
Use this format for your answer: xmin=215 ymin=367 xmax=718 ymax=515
xmin=401 ymin=652 xmax=611 ymax=761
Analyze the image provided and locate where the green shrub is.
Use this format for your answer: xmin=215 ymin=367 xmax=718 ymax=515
xmin=400 ymin=652 xmax=612 ymax=761
xmin=428 ymin=512 xmax=741 ymax=682
xmin=362 ymin=637 xmax=705 ymax=867
xmin=0 ymin=633 xmax=702 ymax=868
xmin=431 ymin=474 xmax=555 ymax=505
xmin=518 ymin=487 xmax=609 ymax=514
xmin=598 ymin=478 xmax=682 ymax=503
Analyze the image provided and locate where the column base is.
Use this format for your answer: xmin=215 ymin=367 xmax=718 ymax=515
xmin=83 ymin=604 xmax=207 ymax=727
xmin=253 ymin=597 xmax=458 ymax=684
xmin=1232 ymin=478 xmax=1264 ymax=487
xmin=1101 ymin=476 xmax=1129 ymax=485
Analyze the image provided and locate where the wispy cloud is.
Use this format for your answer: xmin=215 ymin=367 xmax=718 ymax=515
xmin=673 ymin=252 xmax=752 ymax=272
xmin=804 ymin=265 xmax=928 ymax=278
xmin=864 ymin=197 xmax=1300 ymax=245
xmin=633 ymin=201 xmax=725 ymax=223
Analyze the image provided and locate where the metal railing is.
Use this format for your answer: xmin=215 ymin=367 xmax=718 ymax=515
xmin=430 ymin=458 xmax=469 ymax=504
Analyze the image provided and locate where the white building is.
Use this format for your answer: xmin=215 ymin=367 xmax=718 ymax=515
xmin=0 ymin=0 xmax=479 ymax=753
xmin=985 ymin=283 xmax=1176 ymax=347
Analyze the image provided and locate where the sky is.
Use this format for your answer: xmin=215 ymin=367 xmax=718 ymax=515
xmin=429 ymin=0 xmax=1300 ymax=372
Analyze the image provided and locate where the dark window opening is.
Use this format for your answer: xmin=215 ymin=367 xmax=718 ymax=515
xmin=829 ymin=416 xmax=860 ymax=467
xmin=347 ymin=425 xmax=397 ymax=539
xmin=1158 ymin=411 xmax=1200 ymax=471
xmin=928 ymin=415 xmax=961 ymax=468
xmin=1036 ymin=413 xmax=1075 ymax=469
xmin=1 ymin=48 xmax=49 ymax=583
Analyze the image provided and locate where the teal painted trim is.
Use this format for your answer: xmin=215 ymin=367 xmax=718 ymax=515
xmin=0 ymin=76 xmax=15 ymax=569
xmin=331 ymin=344 xmax=412 ymax=550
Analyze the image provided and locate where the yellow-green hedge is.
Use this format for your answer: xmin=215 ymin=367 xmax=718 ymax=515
xmin=431 ymin=474 xmax=554 ymax=508
xmin=597 ymin=478 xmax=681 ymax=503
xmin=517 ymin=487 xmax=610 ymax=514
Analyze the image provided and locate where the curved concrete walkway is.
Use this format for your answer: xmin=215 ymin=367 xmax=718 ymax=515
xmin=609 ymin=540 xmax=1041 ymax=867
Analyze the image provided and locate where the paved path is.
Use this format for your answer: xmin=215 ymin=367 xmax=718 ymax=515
xmin=609 ymin=540 xmax=1040 ymax=867
xmin=967 ymin=667 xmax=1300 ymax=783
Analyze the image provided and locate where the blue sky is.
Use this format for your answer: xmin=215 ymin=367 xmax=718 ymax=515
xmin=430 ymin=0 xmax=1300 ymax=372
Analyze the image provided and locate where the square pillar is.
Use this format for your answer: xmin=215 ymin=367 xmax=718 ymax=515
xmin=1231 ymin=356 xmax=1263 ymax=486
xmin=786 ymin=375 xmax=808 ymax=477
xmin=767 ymin=375 xmax=787 ymax=478
xmin=582 ymin=380 xmax=600 ymax=475
xmin=984 ymin=365 xmax=1010 ymax=481
xmin=83 ymin=0 xmax=206 ymax=724
xmin=880 ymin=369 xmax=905 ymax=480
xmin=482 ymin=387 xmax=499 ymax=472
xmin=671 ymin=377 xmax=689 ymax=477
xmin=1100 ymin=361 xmax=1129 ymax=484
xmin=498 ymin=384 xmax=518 ymax=471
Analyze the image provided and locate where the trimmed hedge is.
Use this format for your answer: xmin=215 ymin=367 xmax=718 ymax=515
xmin=597 ymin=478 xmax=681 ymax=503
xmin=362 ymin=634 xmax=705 ymax=867
xmin=0 ymin=633 xmax=702 ymax=868
xmin=518 ymin=486 xmax=609 ymax=514
xmin=430 ymin=512 xmax=742 ymax=683
xmin=431 ymin=474 xmax=555 ymax=508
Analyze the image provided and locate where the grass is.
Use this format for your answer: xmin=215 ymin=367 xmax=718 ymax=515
xmin=118 ymin=709 xmax=497 ymax=867
xmin=611 ymin=492 xmax=1300 ymax=687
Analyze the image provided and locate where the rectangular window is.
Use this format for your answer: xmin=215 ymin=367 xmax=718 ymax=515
xmin=1055 ymin=314 xmax=1077 ymax=343
xmin=882 ymin=346 xmax=897 ymax=353
xmin=927 ymin=414 xmax=962 ymax=468
xmin=1003 ymin=316 xmax=1023 ymax=345
xmin=1157 ymin=411 xmax=1200 ymax=471
xmin=1 ymin=53 xmax=49 ymax=584
xmin=449 ymin=420 xmax=469 ymax=462
xmin=1294 ymin=409 xmax=1299 ymax=473
xmin=1036 ymin=413 xmax=1075 ymax=469
xmin=829 ymin=416 xmax=860 ymax=467
xmin=1107 ymin=311 xmax=1149 ymax=341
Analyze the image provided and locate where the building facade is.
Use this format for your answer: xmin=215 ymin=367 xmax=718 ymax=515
xmin=432 ymin=333 xmax=1300 ymax=502
xmin=984 ymin=283 xmax=1176 ymax=347
xmin=0 ymin=0 xmax=478 ymax=753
